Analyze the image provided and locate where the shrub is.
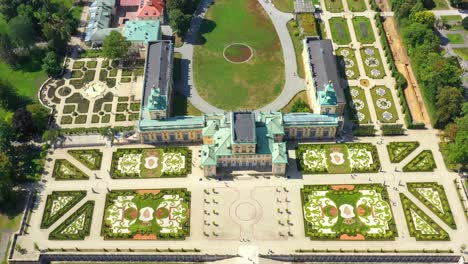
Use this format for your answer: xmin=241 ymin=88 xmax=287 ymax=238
xmin=386 ymin=141 xmax=420 ymax=163
xmin=381 ymin=124 xmax=405 ymax=135
xmin=49 ymin=201 xmax=94 ymax=240
xmin=52 ymin=159 xmax=89 ymax=180
xmin=402 ymin=150 xmax=436 ymax=172
xmin=68 ymin=149 xmax=103 ymax=170
xmin=353 ymin=125 xmax=376 ymax=136
xmin=41 ymin=191 xmax=87 ymax=228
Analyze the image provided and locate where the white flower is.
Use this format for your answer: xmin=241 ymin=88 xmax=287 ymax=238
xmin=346 ymin=69 xmax=355 ymax=77
xmin=370 ymin=69 xmax=381 ymax=77
xmin=376 ymin=88 xmax=386 ymax=96
xmin=365 ymin=48 xmax=375 ymax=56
xmin=376 ymin=98 xmax=391 ymax=109
xmin=350 ymin=89 xmax=359 ymax=97
xmin=357 ymin=112 xmax=365 ymax=121
xmin=382 ymin=111 xmax=393 ymax=120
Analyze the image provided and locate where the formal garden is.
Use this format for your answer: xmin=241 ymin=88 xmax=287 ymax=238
xmin=297 ymin=143 xmax=380 ymax=174
xmin=324 ymin=0 xmax=344 ymax=12
xmin=102 ymin=189 xmax=191 ymax=240
xmin=346 ymin=0 xmax=367 ymax=11
xmin=110 ymin=147 xmax=192 ymax=179
xmin=52 ymin=159 xmax=89 ymax=180
xmin=370 ymin=86 xmax=398 ymax=123
xmin=360 ymin=47 xmax=385 ymax=79
xmin=352 ymin=17 xmax=375 ymax=44
xmin=68 ymin=149 xmax=103 ymax=170
xmin=49 ymin=201 xmax=94 ymax=240
xmin=386 ymin=141 xmax=419 ymax=163
xmin=399 ymin=193 xmax=449 ymax=241
xmin=345 ymin=86 xmax=372 ymax=124
xmin=407 ymin=182 xmax=456 ymax=229
xmin=402 ymin=150 xmax=436 ymax=172
xmin=301 ymin=184 xmax=397 ymax=240
xmin=336 ymin=48 xmax=360 ymax=80
xmin=329 ymin=17 xmax=351 ymax=45
xmin=193 ymin=0 xmax=284 ymax=110
xmin=41 ymin=191 xmax=87 ymax=228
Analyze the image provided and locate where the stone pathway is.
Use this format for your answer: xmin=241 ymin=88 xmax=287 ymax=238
xmin=174 ymin=0 xmax=305 ymax=113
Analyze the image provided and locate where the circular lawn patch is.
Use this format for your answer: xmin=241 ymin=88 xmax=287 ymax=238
xmin=58 ymin=86 xmax=72 ymax=97
xmin=223 ymin=43 xmax=253 ymax=63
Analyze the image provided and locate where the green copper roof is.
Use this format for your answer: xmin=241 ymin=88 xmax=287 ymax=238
xmin=139 ymin=115 xmax=204 ymax=131
xmin=272 ymin=142 xmax=288 ymax=164
xmin=124 ymin=20 xmax=160 ymax=44
xmin=202 ymin=120 xmax=219 ymax=137
xmin=146 ymin=87 xmax=166 ymax=111
xmin=318 ymin=82 xmax=337 ymax=106
xmin=201 ymin=145 xmax=217 ymax=166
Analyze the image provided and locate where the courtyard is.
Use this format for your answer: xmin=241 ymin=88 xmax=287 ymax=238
xmin=192 ymin=0 xmax=285 ymax=110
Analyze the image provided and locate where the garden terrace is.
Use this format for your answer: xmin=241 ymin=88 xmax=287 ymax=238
xmin=399 ymin=193 xmax=449 ymax=241
xmin=110 ymin=147 xmax=192 ymax=179
xmin=352 ymin=17 xmax=375 ymax=44
xmin=407 ymin=182 xmax=456 ymax=229
xmin=301 ymin=184 xmax=397 ymax=240
xmin=347 ymin=0 xmax=367 ymax=11
xmin=49 ymin=201 xmax=95 ymax=240
xmin=324 ymin=0 xmax=344 ymax=12
xmin=402 ymin=150 xmax=436 ymax=172
xmin=297 ymin=143 xmax=380 ymax=174
xmin=370 ymin=86 xmax=398 ymax=123
xmin=345 ymin=86 xmax=371 ymax=124
xmin=360 ymin=47 xmax=385 ymax=79
xmin=41 ymin=191 xmax=87 ymax=228
xmin=52 ymin=159 xmax=89 ymax=180
xmin=386 ymin=141 xmax=419 ymax=163
xmin=68 ymin=149 xmax=103 ymax=170
xmin=102 ymin=189 xmax=191 ymax=240
xmin=336 ymin=48 xmax=360 ymax=80
xmin=329 ymin=17 xmax=351 ymax=45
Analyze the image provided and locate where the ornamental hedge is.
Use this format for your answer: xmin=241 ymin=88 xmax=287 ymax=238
xmin=68 ymin=149 xmax=103 ymax=170
xmin=49 ymin=201 xmax=95 ymax=240
xmin=402 ymin=150 xmax=436 ymax=172
xmin=41 ymin=191 xmax=87 ymax=229
xmin=386 ymin=141 xmax=419 ymax=163
xmin=52 ymin=159 xmax=89 ymax=180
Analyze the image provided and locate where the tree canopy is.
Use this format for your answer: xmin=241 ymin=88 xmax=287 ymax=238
xmin=7 ymin=15 xmax=35 ymax=49
xmin=102 ymin=31 xmax=131 ymax=60
xmin=42 ymin=51 xmax=62 ymax=76
xmin=169 ymin=9 xmax=192 ymax=36
xmin=291 ymin=100 xmax=310 ymax=113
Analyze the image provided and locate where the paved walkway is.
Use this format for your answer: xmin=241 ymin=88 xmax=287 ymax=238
xmin=174 ymin=0 xmax=304 ymax=113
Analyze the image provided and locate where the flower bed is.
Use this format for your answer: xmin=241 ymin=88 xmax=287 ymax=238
xmin=52 ymin=159 xmax=89 ymax=180
xmin=360 ymin=47 xmax=385 ymax=79
xmin=49 ymin=201 xmax=94 ymax=240
xmin=345 ymin=86 xmax=371 ymax=124
xmin=102 ymin=189 xmax=191 ymax=240
xmin=402 ymin=150 xmax=436 ymax=172
xmin=301 ymin=184 xmax=397 ymax=240
xmin=386 ymin=141 xmax=419 ymax=163
xmin=336 ymin=48 xmax=360 ymax=80
xmin=407 ymin=182 xmax=456 ymax=229
xmin=110 ymin=147 xmax=192 ymax=179
xmin=297 ymin=143 xmax=380 ymax=174
xmin=68 ymin=149 xmax=103 ymax=170
xmin=399 ymin=193 xmax=449 ymax=241
xmin=370 ymin=86 xmax=398 ymax=123
xmin=41 ymin=191 xmax=87 ymax=228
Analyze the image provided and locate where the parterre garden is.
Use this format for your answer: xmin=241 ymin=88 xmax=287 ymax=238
xmin=352 ymin=17 xmax=375 ymax=44
xmin=49 ymin=201 xmax=94 ymax=240
xmin=399 ymin=193 xmax=449 ymax=240
xmin=329 ymin=17 xmax=351 ymax=45
xmin=386 ymin=141 xmax=419 ymax=163
xmin=297 ymin=143 xmax=380 ymax=174
xmin=336 ymin=48 xmax=360 ymax=80
xmin=301 ymin=184 xmax=397 ymax=240
xmin=360 ymin=47 xmax=385 ymax=79
xmin=402 ymin=150 xmax=436 ymax=172
xmin=102 ymin=189 xmax=191 ymax=240
xmin=370 ymin=86 xmax=398 ymax=123
xmin=41 ymin=191 xmax=87 ymax=228
xmin=110 ymin=147 xmax=192 ymax=178
xmin=345 ymin=86 xmax=371 ymax=124
xmin=68 ymin=149 xmax=103 ymax=170
xmin=52 ymin=159 xmax=89 ymax=180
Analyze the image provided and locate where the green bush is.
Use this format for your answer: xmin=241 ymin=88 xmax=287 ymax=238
xmin=353 ymin=125 xmax=377 ymax=136
xmin=381 ymin=124 xmax=405 ymax=135
xmin=68 ymin=149 xmax=103 ymax=170
xmin=49 ymin=201 xmax=94 ymax=240
xmin=402 ymin=150 xmax=436 ymax=172
xmin=41 ymin=191 xmax=87 ymax=228
xmin=72 ymin=61 xmax=85 ymax=69
xmin=386 ymin=141 xmax=420 ymax=163
xmin=86 ymin=60 xmax=97 ymax=69
xmin=52 ymin=159 xmax=89 ymax=180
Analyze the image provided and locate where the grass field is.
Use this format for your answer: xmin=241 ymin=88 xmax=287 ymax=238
xmin=193 ymin=0 xmax=284 ymax=110
xmin=352 ymin=16 xmax=375 ymax=44
xmin=441 ymin=15 xmax=462 ymax=24
xmin=453 ymin=48 xmax=468 ymax=60
xmin=323 ymin=0 xmax=344 ymax=12
xmin=281 ymin=91 xmax=308 ymax=113
xmin=287 ymin=20 xmax=305 ymax=78
xmin=329 ymin=17 xmax=351 ymax=45
xmin=347 ymin=0 xmax=367 ymax=11
xmin=447 ymin=33 xmax=464 ymax=44
xmin=272 ymin=0 xmax=294 ymax=12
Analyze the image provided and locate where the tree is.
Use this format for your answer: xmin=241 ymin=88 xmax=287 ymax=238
xmin=291 ymin=100 xmax=310 ymax=113
xmin=445 ymin=103 xmax=468 ymax=170
xmin=169 ymin=9 xmax=192 ymax=37
xmin=8 ymin=15 xmax=35 ymax=49
xmin=412 ymin=11 xmax=435 ymax=27
xmin=0 ymin=79 xmax=21 ymax=111
xmin=435 ymin=86 xmax=464 ymax=127
xmin=12 ymin=107 xmax=35 ymax=141
xmin=167 ymin=0 xmax=197 ymax=15
xmin=26 ymin=104 xmax=50 ymax=133
xmin=462 ymin=17 xmax=468 ymax=30
xmin=0 ymin=120 xmax=13 ymax=152
xmin=101 ymin=31 xmax=131 ymax=60
xmin=42 ymin=51 xmax=62 ymax=76
xmin=0 ymin=33 xmax=18 ymax=67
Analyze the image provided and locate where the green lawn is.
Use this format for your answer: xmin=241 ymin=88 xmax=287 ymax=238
xmin=173 ymin=93 xmax=203 ymax=116
xmin=346 ymin=86 xmax=372 ymax=124
xmin=281 ymin=91 xmax=308 ymax=113
xmin=272 ymin=0 xmax=294 ymax=12
xmin=297 ymin=14 xmax=318 ymax=36
xmin=347 ymin=0 xmax=367 ymax=11
xmin=447 ymin=33 xmax=464 ymax=44
xmin=441 ymin=15 xmax=462 ymax=24
xmin=360 ymin=47 xmax=385 ymax=79
xmin=193 ymin=0 xmax=284 ymax=110
xmin=323 ymin=0 xmax=344 ymax=12
xmin=453 ymin=48 xmax=468 ymax=60
xmin=352 ymin=16 xmax=375 ymax=44
xmin=370 ymin=86 xmax=399 ymax=123
xmin=287 ymin=20 xmax=305 ymax=78
xmin=335 ymin=47 xmax=360 ymax=80
xmin=329 ymin=17 xmax=351 ymax=45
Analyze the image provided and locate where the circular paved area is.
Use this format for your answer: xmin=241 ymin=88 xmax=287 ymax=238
xmin=235 ymin=202 xmax=257 ymax=221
